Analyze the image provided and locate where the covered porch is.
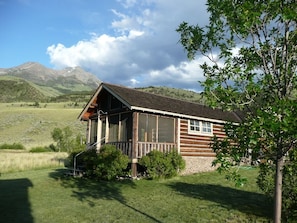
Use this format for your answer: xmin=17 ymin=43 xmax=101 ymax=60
xmin=86 ymin=111 xmax=179 ymax=175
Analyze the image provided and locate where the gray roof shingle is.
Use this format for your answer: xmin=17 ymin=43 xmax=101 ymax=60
xmin=103 ymin=83 xmax=242 ymax=123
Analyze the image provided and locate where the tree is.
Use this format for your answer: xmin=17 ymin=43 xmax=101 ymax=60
xmin=177 ymin=1 xmax=297 ymax=222
xmin=51 ymin=127 xmax=75 ymax=152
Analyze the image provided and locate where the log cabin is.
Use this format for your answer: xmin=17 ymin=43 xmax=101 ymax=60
xmin=78 ymin=82 xmax=243 ymax=176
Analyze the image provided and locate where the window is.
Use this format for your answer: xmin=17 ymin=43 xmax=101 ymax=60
xmin=188 ymin=120 xmax=212 ymax=135
xmin=189 ymin=120 xmax=200 ymax=132
xmin=202 ymin=121 xmax=212 ymax=133
xmin=138 ymin=114 xmax=175 ymax=143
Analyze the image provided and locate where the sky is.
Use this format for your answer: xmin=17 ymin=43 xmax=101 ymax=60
xmin=0 ymin=0 xmax=210 ymax=90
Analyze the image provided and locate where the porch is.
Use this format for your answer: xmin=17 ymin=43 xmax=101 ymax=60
xmin=107 ymin=141 xmax=177 ymax=159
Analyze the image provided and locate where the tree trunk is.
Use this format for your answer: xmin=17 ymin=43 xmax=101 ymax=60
xmin=274 ymin=156 xmax=284 ymax=223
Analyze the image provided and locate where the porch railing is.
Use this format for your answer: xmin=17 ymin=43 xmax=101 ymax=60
xmin=107 ymin=141 xmax=177 ymax=159
xmin=137 ymin=142 xmax=176 ymax=158
xmin=107 ymin=142 xmax=132 ymax=158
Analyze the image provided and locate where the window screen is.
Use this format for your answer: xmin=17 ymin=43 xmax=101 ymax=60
xmin=158 ymin=117 xmax=174 ymax=142
xmin=109 ymin=115 xmax=119 ymax=142
xmin=138 ymin=114 xmax=156 ymax=142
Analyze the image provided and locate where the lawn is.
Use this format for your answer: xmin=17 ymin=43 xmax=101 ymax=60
xmin=0 ymin=167 xmax=273 ymax=223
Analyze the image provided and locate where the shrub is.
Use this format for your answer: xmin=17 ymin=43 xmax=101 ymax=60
xmin=65 ymin=145 xmax=129 ymax=180
xmin=139 ymin=149 xmax=185 ymax=179
xmin=257 ymin=149 xmax=297 ymax=222
xmin=94 ymin=145 xmax=129 ymax=180
xmin=0 ymin=143 xmax=25 ymax=150
xmin=29 ymin=146 xmax=52 ymax=153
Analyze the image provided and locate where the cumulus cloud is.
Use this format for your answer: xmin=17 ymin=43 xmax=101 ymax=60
xmin=47 ymin=0 xmax=209 ymax=91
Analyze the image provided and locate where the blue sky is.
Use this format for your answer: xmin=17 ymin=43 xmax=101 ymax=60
xmin=0 ymin=0 xmax=209 ymax=90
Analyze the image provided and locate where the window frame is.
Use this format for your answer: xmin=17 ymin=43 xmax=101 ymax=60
xmin=188 ymin=119 xmax=213 ymax=136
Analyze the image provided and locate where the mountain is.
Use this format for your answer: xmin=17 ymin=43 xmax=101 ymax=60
xmin=0 ymin=62 xmax=101 ymax=95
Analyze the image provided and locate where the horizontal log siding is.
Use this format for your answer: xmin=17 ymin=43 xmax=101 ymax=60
xmin=179 ymin=119 xmax=226 ymax=157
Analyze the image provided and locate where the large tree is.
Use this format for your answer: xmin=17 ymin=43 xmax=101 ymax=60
xmin=177 ymin=1 xmax=297 ymax=222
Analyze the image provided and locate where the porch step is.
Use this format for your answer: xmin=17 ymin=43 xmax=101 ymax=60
xmin=64 ymin=168 xmax=85 ymax=177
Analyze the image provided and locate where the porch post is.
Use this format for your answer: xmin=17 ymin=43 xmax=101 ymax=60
xmin=105 ymin=115 xmax=109 ymax=143
xmin=131 ymin=112 xmax=138 ymax=178
xmin=96 ymin=115 xmax=102 ymax=151
xmin=87 ymin=119 xmax=92 ymax=145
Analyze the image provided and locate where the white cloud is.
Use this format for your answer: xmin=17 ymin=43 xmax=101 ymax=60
xmin=47 ymin=0 xmax=209 ymax=91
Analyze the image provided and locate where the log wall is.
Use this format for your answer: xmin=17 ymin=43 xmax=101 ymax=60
xmin=179 ymin=119 xmax=226 ymax=157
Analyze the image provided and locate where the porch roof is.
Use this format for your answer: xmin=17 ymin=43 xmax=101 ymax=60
xmin=79 ymin=82 xmax=243 ymax=123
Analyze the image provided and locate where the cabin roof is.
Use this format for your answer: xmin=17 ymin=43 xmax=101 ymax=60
xmin=78 ymin=82 xmax=243 ymax=123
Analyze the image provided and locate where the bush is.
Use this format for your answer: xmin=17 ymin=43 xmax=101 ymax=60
xmin=0 ymin=143 xmax=25 ymax=150
xmin=257 ymin=149 xmax=297 ymax=222
xmin=29 ymin=146 xmax=52 ymax=153
xmin=139 ymin=149 xmax=185 ymax=179
xmin=65 ymin=145 xmax=129 ymax=180
xmin=94 ymin=145 xmax=129 ymax=180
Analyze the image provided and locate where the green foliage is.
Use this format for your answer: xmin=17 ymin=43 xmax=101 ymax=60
xmin=95 ymin=145 xmax=129 ymax=180
xmin=257 ymin=149 xmax=297 ymax=222
xmin=139 ymin=149 xmax=185 ymax=179
xmin=67 ymin=145 xmax=129 ymax=180
xmin=0 ymin=143 xmax=25 ymax=150
xmin=29 ymin=146 xmax=55 ymax=153
xmin=65 ymin=148 xmax=98 ymax=175
xmin=51 ymin=127 xmax=85 ymax=153
xmin=177 ymin=0 xmax=297 ymax=221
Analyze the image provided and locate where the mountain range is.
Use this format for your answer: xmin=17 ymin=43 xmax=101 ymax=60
xmin=0 ymin=62 xmax=203 ymax=103
xmin=0 ymin=62 xmax=101 ymax=102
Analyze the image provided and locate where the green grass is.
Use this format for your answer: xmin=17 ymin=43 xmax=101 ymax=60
xmin=0 ymin=102 xmax=86 ymax=149
xmin=0 ymin=168 xmax=273 ymax=223
xmin=0 ymin=150 xmax=67 ymax=173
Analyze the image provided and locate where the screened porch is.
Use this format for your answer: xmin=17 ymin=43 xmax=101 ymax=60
xmin=91 ymin=112 xmax=178 ymax=159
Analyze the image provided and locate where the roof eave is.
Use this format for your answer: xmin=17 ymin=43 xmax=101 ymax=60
xmin=130 ymin=106 xmax=237 ymax=124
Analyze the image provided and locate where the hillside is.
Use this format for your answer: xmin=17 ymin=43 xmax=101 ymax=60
xmin=137 ymin=86 xmax=203 ymax=104
xmin=0 ymin=76 xmax=48 ymax=102
xmin=0 ymin=102 xmax=86 ymax=149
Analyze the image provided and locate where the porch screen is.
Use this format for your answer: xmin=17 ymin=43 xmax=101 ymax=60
xmin=109 ymin=115 xmax=119 ymax=142
xmin=119 ymin=113 xmax=132 ymax=141
xmin=90 ymin=119 xmax=98 ymax=144
xmin=158 ymin=117 xmax=174 ymax=143
xmin=138 ymin=114 xmax=156 ymax=142
xmin=138 ymin=114 xmax=174 ymax=143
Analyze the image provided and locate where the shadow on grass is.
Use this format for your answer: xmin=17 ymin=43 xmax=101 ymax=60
xmin=168 ymin=182 xmax=273 ymax=219
xmin=49 ymin=169 xmax=162 ymax=223
xmin=0 ymin=178 xmax=34 ymax=223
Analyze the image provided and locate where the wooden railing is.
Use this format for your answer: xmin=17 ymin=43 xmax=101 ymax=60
xmin=107 ymin=142 xmax=132 ymax=158
xmin=137 ymin=142 xmax=176 ymax=158
xmin=107 ymin=141 xmax=177 ymax=159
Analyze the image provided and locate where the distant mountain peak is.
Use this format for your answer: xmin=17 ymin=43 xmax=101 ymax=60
xmin=0 ymin=62 xmax=101 ymax=94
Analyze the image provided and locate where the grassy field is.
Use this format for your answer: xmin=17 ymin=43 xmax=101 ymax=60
xmin=0 ymin=166 xmax=273 ymax=223
xmin=0 ymin=102 xmax=86 ymax=149
xmin=0 ymin=150 xmax=67 ymax=173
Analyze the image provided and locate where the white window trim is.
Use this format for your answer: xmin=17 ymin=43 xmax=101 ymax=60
xmin=188 ymin=119 xmax=213 ymax=136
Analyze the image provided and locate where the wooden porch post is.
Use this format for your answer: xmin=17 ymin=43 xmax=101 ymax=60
xmin=105 ymin=115 xmax=109 ymax=143
xmin=131 ymin=112 xmax=138 ymax=178
xmin=96 ymin=115 xmax=102 ymax=151
xmin=87 ymin=119 xmax=91 ymax=145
